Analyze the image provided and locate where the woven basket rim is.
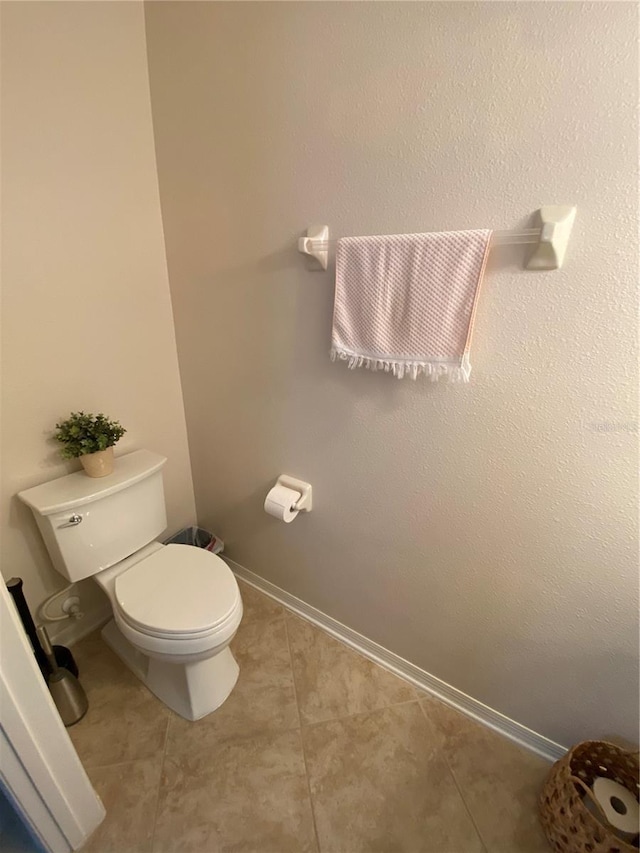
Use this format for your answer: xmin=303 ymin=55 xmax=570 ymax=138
xmin=566 ymin=740 xmax=640 ymax=759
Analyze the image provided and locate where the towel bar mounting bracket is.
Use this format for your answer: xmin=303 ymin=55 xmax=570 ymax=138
xmin=525 ymin=206 xmax=576 ymax=270
xmin=298 ymin=225 xmax=329 ymax=270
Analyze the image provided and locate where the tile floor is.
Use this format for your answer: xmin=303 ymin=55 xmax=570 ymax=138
xmin=70 ymin=580 xmax=552 ymax=853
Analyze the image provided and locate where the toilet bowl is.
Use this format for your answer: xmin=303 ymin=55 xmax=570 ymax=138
xmin=18 ymin=449 xmax=243 ymax=721
xmin=93 ymin=540 xmax=243 ymax=718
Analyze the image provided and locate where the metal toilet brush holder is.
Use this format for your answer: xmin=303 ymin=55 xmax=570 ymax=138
xmin=37 ymin=625 xmax=88 ymax=727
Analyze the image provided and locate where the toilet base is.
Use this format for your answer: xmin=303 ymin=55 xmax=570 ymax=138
xmin=101 ymin=620 xmax=240 ymax=721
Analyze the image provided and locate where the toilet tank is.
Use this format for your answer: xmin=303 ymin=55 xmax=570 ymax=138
xmin=18 ymin=450 xmax=168 ymax=582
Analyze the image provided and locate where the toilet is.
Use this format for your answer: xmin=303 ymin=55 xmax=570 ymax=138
xmin=18 ymin=449 xmax=243 ymax=721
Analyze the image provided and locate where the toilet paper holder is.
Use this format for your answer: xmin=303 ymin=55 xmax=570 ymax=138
xmin=276 ymin=475 xmax=313 ymax=512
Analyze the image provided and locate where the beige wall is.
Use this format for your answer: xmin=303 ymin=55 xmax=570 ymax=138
xmin=146 ymin=1 xmax=638 ymax=747
xmin=1 ymin=1 xmax=196 ymax=626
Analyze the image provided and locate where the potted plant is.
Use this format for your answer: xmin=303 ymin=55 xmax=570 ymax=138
xmin=54 ymin=412 xmax=126 ymax=478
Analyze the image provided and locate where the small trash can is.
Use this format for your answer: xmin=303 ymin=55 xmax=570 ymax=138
xmin=164 ymin=526 xmax=224 ymax=555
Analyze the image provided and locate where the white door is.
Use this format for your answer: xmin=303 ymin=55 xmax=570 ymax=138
xmin=0 ymin=576 xmax=105 ymax=852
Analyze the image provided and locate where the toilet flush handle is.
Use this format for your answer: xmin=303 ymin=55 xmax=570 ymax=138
xmin=58 ymin=513 xmax=83 ymax=528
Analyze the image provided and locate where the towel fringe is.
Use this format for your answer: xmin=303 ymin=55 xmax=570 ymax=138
xmin=330 ymin=348 xmax=471 ymax=383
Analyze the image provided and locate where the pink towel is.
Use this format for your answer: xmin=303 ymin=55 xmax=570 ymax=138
xmin=331 ymin=229 xmax=492 ymax=381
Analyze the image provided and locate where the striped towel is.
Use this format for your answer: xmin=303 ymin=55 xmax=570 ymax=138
xmin=331 ymin=230 xmax=492 ymax=381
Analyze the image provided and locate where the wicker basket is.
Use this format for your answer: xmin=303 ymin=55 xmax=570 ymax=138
xmin=539 ymin=741 xmax=639 ymax=853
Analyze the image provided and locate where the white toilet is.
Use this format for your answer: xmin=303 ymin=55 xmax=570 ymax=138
xmin=18 ymin=449 xmax=243 ymax=721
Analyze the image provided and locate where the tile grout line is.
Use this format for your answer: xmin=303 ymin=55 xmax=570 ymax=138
xmin=283 ymin=614 xmax=322 ymax=853
xmin=283 ymin=602 xmax=426 ymax=721
xmin=143 ymin=696 xmax=426 ymax=759
xmin=417 ymin=700 xmax=488 ymax=853
xmin=284 ymin=592 xmax=487 ymax=853
xmin=281 ymin=597 xmax=425 ymax=731
xmin=149 ymin=711 xmax=172 ymax=853
xmin=282 ymin=605 xmax=420 ymax=696
xmin=76 ymin=751 xmax=167 ymax=773
xmin=299 ymin=696 xmax=422 ymax=732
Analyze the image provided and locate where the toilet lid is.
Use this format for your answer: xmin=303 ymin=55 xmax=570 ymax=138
xmin=115 ymin=544 xmax=240 ymax=637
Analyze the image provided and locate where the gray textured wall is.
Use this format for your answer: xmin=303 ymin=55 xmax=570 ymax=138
xmin=146 ymin=1 xmax=639 ymax=746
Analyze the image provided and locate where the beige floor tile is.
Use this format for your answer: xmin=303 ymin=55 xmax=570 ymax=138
xmin=237 ymin=578 xmax=285 ymax=623
xmin=81 ymin=754 xmax=163 ymax=853
xmin=153 ymin=729 xmax=317 ymax=853
xmin=67 ymin=598 xmax=552 ymax=853
xmin=421 ymin=697 xmax=551 ymax=853
xmin=286 ymin=613 xmax=417 ymax=725
xmin=302 ymin=701 xmax=484 ymax=853
xmin=165 ymin=614 xmax=299 ymax=755
xmin=69 ymin=632 xmax=170 ymax=768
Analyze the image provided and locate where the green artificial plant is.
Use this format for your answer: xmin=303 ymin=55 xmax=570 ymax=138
xmin=54 ymin=411 xmax=126 ymax=459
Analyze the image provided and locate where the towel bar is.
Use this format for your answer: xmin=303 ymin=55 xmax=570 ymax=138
xmin=298 ymin=206 xmax=576 ymax=271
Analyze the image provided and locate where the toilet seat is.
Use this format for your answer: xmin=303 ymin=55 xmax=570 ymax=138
xmin=114 ymin=602 xmax=243 ymax=659
xmin=114 ymin=543 xmax=240 ymax=639
xmin=113 ymin=543 xmax=243 ymax=659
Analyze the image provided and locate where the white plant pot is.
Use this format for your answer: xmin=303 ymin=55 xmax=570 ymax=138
xmin=80 ymin=447 xmax=114 ymax=478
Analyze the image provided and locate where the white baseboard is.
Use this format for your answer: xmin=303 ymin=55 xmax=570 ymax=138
xmin=226 ymin=558 xmax=567 ymax=762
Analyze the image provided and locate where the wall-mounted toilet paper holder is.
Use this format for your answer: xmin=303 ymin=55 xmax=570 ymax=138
xmin=276 ymin=475 xmax=312 ymax=512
